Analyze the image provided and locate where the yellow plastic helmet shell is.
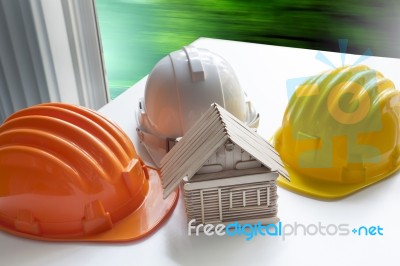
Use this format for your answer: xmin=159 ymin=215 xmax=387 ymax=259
xmin=274 ymin=65 xmax=400 ymax=199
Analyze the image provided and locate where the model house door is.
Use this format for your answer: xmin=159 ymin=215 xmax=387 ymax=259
xmin=199 ymin=188 xmax=222 ymax=224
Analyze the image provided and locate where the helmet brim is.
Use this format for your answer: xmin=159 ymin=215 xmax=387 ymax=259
xmin=0 ymin=169 xmax=179 ymax=242
xmin=277 ymin=163 xmax=400 ymax=199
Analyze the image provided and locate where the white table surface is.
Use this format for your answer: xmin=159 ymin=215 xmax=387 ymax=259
xmin=1 ymin=38 xmax=400 ymax=266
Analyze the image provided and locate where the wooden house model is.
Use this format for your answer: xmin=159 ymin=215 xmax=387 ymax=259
xmin=161 ymin=103 xmax=289 ymax=228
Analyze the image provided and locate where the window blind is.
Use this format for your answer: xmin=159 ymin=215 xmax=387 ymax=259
xmin=0 ymin=0 xmax=108 ymax=123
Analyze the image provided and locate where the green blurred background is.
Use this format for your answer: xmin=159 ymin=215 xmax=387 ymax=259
xmin=95 ymin=0 xmax=400 ymax=99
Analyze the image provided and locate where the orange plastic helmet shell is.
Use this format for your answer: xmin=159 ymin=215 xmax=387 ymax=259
xmin=0 ymin=103 xmax=178 ymax=242
xmin=274 ymin=65 xmax=400 ymax=199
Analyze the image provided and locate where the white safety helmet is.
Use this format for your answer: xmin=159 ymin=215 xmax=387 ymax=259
xmin=136 ymin=46 xmax=259 ymax=168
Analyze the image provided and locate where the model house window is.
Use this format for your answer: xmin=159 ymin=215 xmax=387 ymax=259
xmin=229 ymin=185 xmax=271 ymax=210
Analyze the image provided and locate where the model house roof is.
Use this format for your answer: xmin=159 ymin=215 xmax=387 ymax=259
xmin=160 ymin=103 xmax=289 ymax=198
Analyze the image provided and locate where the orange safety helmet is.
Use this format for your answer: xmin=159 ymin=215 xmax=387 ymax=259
xmin=0 ymin=103 xmax=178 ymax=242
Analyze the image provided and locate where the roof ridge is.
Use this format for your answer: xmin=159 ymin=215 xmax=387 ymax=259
xmin=212 ymin=103 xmax=229 ymax=135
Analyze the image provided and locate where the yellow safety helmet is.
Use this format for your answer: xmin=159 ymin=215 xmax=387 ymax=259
xmin=274 ymin=65 xmax=400 ymax=199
